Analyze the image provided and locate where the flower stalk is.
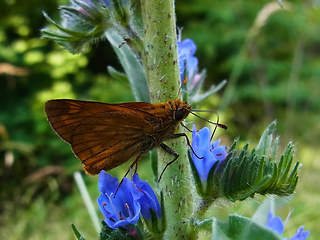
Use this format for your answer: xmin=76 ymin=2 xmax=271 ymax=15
xmin=140 ymin=0 xmax=193 ymax=238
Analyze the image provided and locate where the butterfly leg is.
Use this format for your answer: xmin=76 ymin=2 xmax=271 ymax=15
xmin=133 ymin=158 xmax=139 ymax=175
xmin=158 ymin=143 xmax=179 ymax=181
xmin=158 ymin=133 xmax=204 ymax=181
xmin=115 ymin=152 xmax=143 ymax=197
xmin=180 ymin=122 xmax=192 ymax=132
xmin=170 ymin=133 xmax=203 ymax=160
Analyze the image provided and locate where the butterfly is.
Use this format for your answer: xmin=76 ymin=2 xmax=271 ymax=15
xmin=45 ymin=99 xmax=202 ymax=179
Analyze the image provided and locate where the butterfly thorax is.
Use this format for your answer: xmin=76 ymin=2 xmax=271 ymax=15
xmin=143 ymin=99 xmax=190 ymax=147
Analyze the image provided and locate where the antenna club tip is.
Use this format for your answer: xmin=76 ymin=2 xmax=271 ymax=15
xmin=219 ymin=123 xmax=228 ymax=130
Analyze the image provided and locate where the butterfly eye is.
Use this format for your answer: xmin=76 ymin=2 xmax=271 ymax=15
xmin=174 ymin=109 xmax=185 ymax=121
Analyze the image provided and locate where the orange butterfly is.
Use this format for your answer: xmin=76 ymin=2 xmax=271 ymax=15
xmin=45 ymin=99 xmax=197 ymax=179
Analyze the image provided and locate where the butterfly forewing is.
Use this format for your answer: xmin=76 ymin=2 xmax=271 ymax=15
xmin=45 ymin=99 xmax=161 ymax=174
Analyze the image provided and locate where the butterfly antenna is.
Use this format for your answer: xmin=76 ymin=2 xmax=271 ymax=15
xmin=177 ymin=77 xmax=188 ymax=99
xmin=211 ymin=115 xmax=219 ymax=141
xmin=190 ymin=111 xmax=228 ymax=130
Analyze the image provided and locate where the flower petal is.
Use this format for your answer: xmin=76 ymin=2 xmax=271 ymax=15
xmin=186 ymin=56 xmax=198 ymax=79
xmin=191 ymin=125 xmax=227 ymax=185
xmin=98 ymin=171 xmax=118 ymax=193
xmin=266 ymin=211 xmax=285 ymax=235
xmin=97 ymin=171 xmax=142 ymax=229
xmin=133 ymin=174 xmax=161 ymax=219
xmin=197 ymin=127 xmax=211 ymax=148
xmin=211 ymin=145 xmax=227 ymax=161
xmin=177 ymin=38 xmax=198 ymax=81
xmin=289 ymin=226 xmax=310 ymax=240
xmin=192 ymin=148 xmax=217 ymax=182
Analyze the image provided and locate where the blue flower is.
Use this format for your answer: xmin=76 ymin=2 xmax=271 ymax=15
xmin=97 ymin=171 xmax=161 ymax=229
xmin=266 ymin=211 xmax=284 ymax=235
xmin=287 ymin=227 xmax=310 ymax=240
xmin=177 ymin=38 xmax=199 ymax=82
xmin=266 ymin=211 xmax=310 ymax=240
xmin=191 ymin=125 xmax=227 ymax=186
xmin=97 ymin=171 xmax=141 ymax=228
xmin=132 ymin=174 xmax=161 ymax=220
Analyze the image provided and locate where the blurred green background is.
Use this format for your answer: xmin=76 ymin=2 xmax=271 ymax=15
xmin=0 ymin=0 xmax=319 ymax=239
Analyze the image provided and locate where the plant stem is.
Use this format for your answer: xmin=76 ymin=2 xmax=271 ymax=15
xmin=194 ymin=198 xmax=214 ymax=219
xmin=141 ymin=1 xmax=193 ymax=239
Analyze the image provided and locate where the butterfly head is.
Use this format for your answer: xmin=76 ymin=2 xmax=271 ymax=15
xmin=168 ymin=99 xmax=191 ymax=122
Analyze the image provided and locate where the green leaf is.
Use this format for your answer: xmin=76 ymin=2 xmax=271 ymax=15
xmin=105 ymin=30 xmax=150 ymax=102
xmin=150 ymin=150 xmax=158 ymax=183
xmin=205 ymin=160 xmax=220 ymax=198
xmin=190 ymin=216 xmax=215 ymax=232
xmin=42 ymin=11 xmax=106 ymax=53
xmin=99 ymin=221 xmax=143 ymax=240
xmin=71 ymin=224 xmax=86 ymax=240
xmin=256 ymin=121 xmax=277 ymax=157
xmin=107 ymin=66 xmax=128 ymax=82
xmin=142 ymin=206 xmax=165 ymax=238
xmin=218 ymin=121 xmax=300 ymax=201
xmin=188 ymin=69 xmax=207 ymax=97
xmin=42 ymin=0 xmax=139 ymax=54
xmin=251 ymin=198 xmax=273 ymax=226
xmin=189 ymin=80 xmax=227 ymax=104
xmin=212 ymin=215 xmax=282 ymax=240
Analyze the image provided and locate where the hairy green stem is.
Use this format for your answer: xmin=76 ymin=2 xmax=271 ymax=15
xmin=140 ymin=1 xmax=193 ymax=239
xmin=194 ymin=198 xmax=214 ymax=219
